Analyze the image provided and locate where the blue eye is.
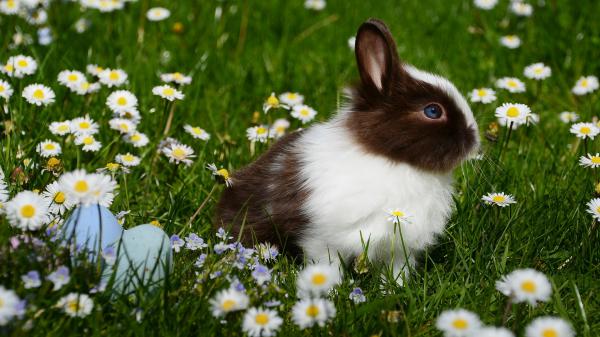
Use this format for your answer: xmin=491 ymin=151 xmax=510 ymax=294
xmin=423 ymin=104 xmax=443 ymax=119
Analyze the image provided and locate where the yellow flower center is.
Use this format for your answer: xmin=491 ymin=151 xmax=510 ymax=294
xmin=256 ymin=127 xmax=267 ymax=135
xmin=74 ymin=180 xmax=89 ymax=193
xmin=81 ymin=82 xmax=90 ymax=90
xmin=191 ymin=127 xmax=203 ymax=135
xmin=311 ymin=273 xmax=326 ymax=286
xmin=117 ymin=97 xmax=127 ymax=106
xmin=492 ymin=195 xmax=506 ymax=203
xmin=595 ymin=206 xmax=600 ymax=214
xmin=255 ymin=313 xmax=269 ymax=325
xmin=4 ymin=64 xmax=14 ymax=72
xmin=122 ymin=154 xmax=135 ymax=162
xmin=507 ymin=80 xmax=518 ymax=88
xmin=173 ymin=72 xmax=183 ymax=80
xmin=591 ymin=156 xmax=600 ymax=164
xmin=580 ymin=127 xmax=591 ymax=135
xmin=106 ymin=163 xmax=120 ymax=171
xmin=172 ymin=148 xmax=186 ymax=159
xmin=275 ymin=126 xmax=286 ymax=134
xmin=391 ymin=210 xmax=404 ymax=217
xmin=306 ymin=305 xmax=320 ymax=318
xmin=47 ymin=157 xmax=60 ymax=167
xmin=581 ymin=79 xmax=588 ymax=88
xmin=287 ymin=93 xmax=298 ymax=100
xmin=477 ymin=89 xmax=486 ymax=97
xmin=7 ymin=0 xmax=15 ymax=8
xmin=109 ymin=71 xmax=120 ymax=81
xmin=33 ymin=89 xmax=45 ymax=100
xmin=67 ymin=300 xmax=79 ymax=313
xmin=266 ymin=95 xmax=279 ymax=106
xmin=300 ymin=109 xmax=310 ymax=117
xmin=216 ymin=168 xmax=229 ymax=179
xmin=68 ymin=74 xmax=78 ymax=82
xmin=54 ymin=192 xmax=66 ymax=204
xmin=163 ymin=88 xmax=175 ymax=96
xmin=83 ymin=137 xmax=94 ymax=145
xmin=20 ymin=204 xmax=36 ymax=218
xmin=17 ymin=59 xmax=28 ymax=68
xmin=58 ymin=124 xmax=69 ymax=132
xmin=542 ymin=328 xmax=558 ymax=337
xmin=521 ymin=280 xmax=537 ymax=293
xmin=452 ymin=318 xmax=468 ymax=330
xmin=119 ymin=123 xmax=129 ymax=132
xmin=131 ymin=134 xmax=141 ymax=142
xmin=534 ymin=68 xmax=543 ymax=75
xmin=44 ymin=143 xmax=56 ymax=150
xmin=0 ymin=85 xmax=4 ymax=92
xmin=506 ymin=107 xmax=520 ymax=118
xmin=221 ymin=299 xmax=236 ymax=311
xmin=79 ymin=121 xmax=90 ymax=129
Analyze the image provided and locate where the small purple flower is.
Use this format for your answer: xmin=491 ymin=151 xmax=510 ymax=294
xmin=233 ymin=243 xmax=255 ymax=269
xmin=21 ymin=271 xmax=41 ymax=289
xmin=210 ymin=271 xmax=223 ymax=279
xmin=213 ymin=242 xmax=232 ymax=255
xmin=194 ymin=254 xmax=207 ymax=268
xmin=47 ymin=266 xmax=70 ymax=291
xmin=349 ymin=287 xmax=366 ymax=304
xmin=216 ymin=227 xmax=233 ymax=241
xmin=170 ymin=234 xmax=185 ymax=253
xmin=231 ymin=277 xmax=246 ymax=292
xmin=102 ymin=246 xmax=116 ymax=265
xmin=90 ymin=279 xmax=108 ymax=294
xmin=264 ymin=300 xmax=281 ymax=307
xmin=185 ymin=233 xmax=208 ymax=250
xmin=257 ymin=243 xmax=279 ymax=261
xmin=16 ymin=299 xmax=27 ymax=318
xmin=251 ymin=263 xmax=271 ymax=285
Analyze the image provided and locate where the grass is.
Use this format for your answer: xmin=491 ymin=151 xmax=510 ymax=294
xmin=1 ymin=0 xmax=599 ymax=336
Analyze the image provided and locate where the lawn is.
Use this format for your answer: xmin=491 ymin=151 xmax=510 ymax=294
xmin=0 ymin=0 xmax=599 ymax=336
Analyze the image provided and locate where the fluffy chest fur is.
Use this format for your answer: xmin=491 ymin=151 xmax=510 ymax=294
xmin=296 ymin=117 xmax=455 ymax=262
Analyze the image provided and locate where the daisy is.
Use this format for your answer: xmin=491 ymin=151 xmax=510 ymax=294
xmin=247 ymin=125 xmax=270 ymax=143
xmin=482 ymin=192 xmax=516 ymax=207
xmin=42 ymin=181 xmax=73 ymax=215
xmin=124 ymin=132 xmax=149 ymax=147
xmin=291 ymin=105 xmax=318 ymax=124
xmin=209 ymin=288 xmax=249 ymax=317
xmin=495 ymin=269 xmax=552 ymax=305
xmin=5 ymin=190 xmax=49 ymax=231
xmin=511 ymin=1 xmax=533 ymax=16
xmin=57 ymin=70 xmax=85 ymax=87
xmin=86 ymin=64 xmax=104 ymax=77
xmin=184 ymin=125 xmax=210 ymax=140
xmin=5 ymin=55 xmax=37 ymax=78
xmin=75 ymin=134 xmax=102 ymax=152
xmin=279 ymin=92 xmax=304 ymax=106
xmin=242 ymin=307 xmax=283 ymax=337
xmin=297 ymin=263 xmax=341 ymax=297
xmin=474 ymin=0 xmax=498 ymax=10
xmin=469 ymin=88 xmax=496 ymax=104
xmin=500 ymin=35 xmax=521 ymax=49
xmin=524 ymin=63 xmax=551 ymax=80
xmin=146 ymin=7 xmax=170 ymax=21
xmin=496 ymin=77 xmax=526 ymax=93
xmin=586 ymin=198 xmax=600 ymax=220
xmin=435 ymin=309 xmax=482 ymax=337
xmin=109 ymin=118 xmax=136 ymax=134
xmin=49 ymin=121 xmax=71 ymax=136
xmin=579 ymin=153 xmax=600 ymax=168
xmin=70 ymin=116 xmax=99 ymax=136
xmin=36 ymin=140 xmax=61 ymax=158
xmin=162 ymin=143 xmax=195 ymax=166
xmin=98 ymin=68 xmax=127 ymax=87
xmin=263 ymin=92 xmax=287 ymax=113
xmin=572 ymin=75 xmax=599 ymax=95
xmin=386 ymin=208 xmax=411 ymax=225
xmin=0 ymin=286 xmax=20 ymax=326
xmin=59 ymin=170 xmax=116 ymax=206
xmin=115 ymin=153 xmax=141 ymax=167
xmin=495 ymin=103 xmax=531 ymax=126
xmin=22 ymin=84 xmax=55 ymax=106
xmin=106 ymin=90 xmax=138 ymax=113
xmin=525 ymin=317 xmax=574 ymax=337
xmin=207 ymin=163 xmax=233 ymax=187
xmin=152 ymin=85 xmax=184 ymax=101
xmin=22 ymin=270 xmax=42 ymax=289
xmin=559 ymin=111 xmax=579 ymax=123
xmin=0 ymin=79 xmax=13 ymax=100
xmin=115 ymin=108 xmax=141 ymax=124
xmin=56 ymin=293 xmax=94 ymax=318
xmin=269 ymin=119 xmax=290 ymax=139
xmin=160 ymin=72 xmax=192 ymax=85
xmin=475 ymin=327 xmax=515 ymax=337
xmin=291 ymin=298 xmax=336 ymax=329
xmin=570 ymin=122 xmax=599 ymax=140
xmin=304 ymin=0 xmax=326 ymax=11
xmin=0 ymin=0 xmax=21 ymax=15
xmin=349 ymin=287 xmax=367 ymax=304
xmin=70 ymin=81 xmax=101 ymax=95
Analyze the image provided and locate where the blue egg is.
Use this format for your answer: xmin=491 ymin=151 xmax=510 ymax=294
xmin=62 ymin=204 xmax=124 ymax=256
xmin=109 ymin=224 xmax=172 ymax=294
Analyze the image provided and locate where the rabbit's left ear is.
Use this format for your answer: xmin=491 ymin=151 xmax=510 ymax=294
xmin=355 ymin=19 xmax=402 ymax=96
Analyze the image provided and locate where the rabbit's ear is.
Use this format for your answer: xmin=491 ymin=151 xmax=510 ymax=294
xmin=355 ymin=19 xmax=401 ymax=96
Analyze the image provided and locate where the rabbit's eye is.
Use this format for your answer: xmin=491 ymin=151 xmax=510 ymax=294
xmin=423 ymin=104 xmax=443 ymax=119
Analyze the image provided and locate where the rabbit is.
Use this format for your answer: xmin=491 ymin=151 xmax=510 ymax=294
xmin=215 ymin=18 xmax=479 ymax=284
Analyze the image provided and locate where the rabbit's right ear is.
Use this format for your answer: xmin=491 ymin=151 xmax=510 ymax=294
xmin=355 ymin=19 xmax=401 ymax=97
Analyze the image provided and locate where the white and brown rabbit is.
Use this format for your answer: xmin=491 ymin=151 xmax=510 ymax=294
xmin=216 ymin=19 xmax=479 ymax=284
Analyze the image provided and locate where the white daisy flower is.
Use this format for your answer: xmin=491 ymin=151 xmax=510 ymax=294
xmin=291 ymin=298 xmax=336 ymax=329
xmin=579 ymin=153 xmax=600 ymax=168
xmin=146 ymin=7 xmax=170 ymax=21
xmin=572 ymin=75 xmax=599 ymax=95
xmin=86 ymin=64 xmax=105 ymax=77
xmin=386 ymin=208 xmax=412 ymax=225
xmin=0 ymin=286 xmax=21 ymax=326
xmin=152 ymin=85 xmax=184 ymax=101
xmin=36 ymin=140 xmax=61 ymax=158
xmin=469 ymin=88 xmax=496 ymax=104
xmin=482 ymin=192 xmax=516 ymax=207
xmin=56 ymin=293 xmax=94 ymax=318
xmin=209 ymin=288 xmax=249 ymax=317
xmin=511 ymin=1 xmax=533 ymax=16
xmin=49 ymin=121 xmax=71 ymax=136
xmin=304 ymin=0 xmax=326 ymax=11
xmin=586 ymin=198 xmax=600 ymax=220
xmin=242 ymin=307 xmax=283 ymax=337
xmin=297 ymin=263 xmax=341 ymax=297
xmin=109 ymin=118 xmax=136 ymax=134
xmin=4 ymin=55 xmax=37 ymax=78
xmin=570 ymin=122 xmax=599 ymax=140
xmin=162 ymin=143 xmax=195 ymax=166
xmin=263 ymin=92 xmax=288 ymax=113
xmin=279 ymin=92 xmax=304 ymax=106
xmin=57 ymin=70 xmax=86 ymax=87
xmin=115 ymin=108 xmax=141 ymax=124
xmin=69 ymin=81 xmax=101 ymax=95
xmin=75 ymin=134 xmax=102 ymax=152
xmin=207 ymin=163 xmax=233 ymax=187
xmin=22 ymin=84 xmax=55 ymax=106
xmin=0 ymin=79 xmax=13 ymax=100
xmin=496 ymin=77 xmax=526 ymax=93
xmin=558 ymin=111 xmax=579 ymax=123
xmin=70 ymin=116 xmax=99 ymax=136
xmin=475 ymin=326 xmax=515 ymax=337
xmin=525 ymin=317 xmax=574 ymax=337
xmin=246 ymin=125 xmax=270 ymax=143
xmin=435 ymin=309 xmax=482 ymax=337
xmin=5 ymin=190 xmax=49 ymax=231
xmin=500 ymin=35 xmax=521 ymax=49
xmin=291 ymin=104 xmax=318 ymax=124
xmin=124 ymin=132 xmax=149 ymax=147
xmin=160 ymin=72 xmax=192 ymax=85
xmin=42 ymin=181 xmax=73 ymax=215
xmin=106 ymin=90 xmax=138 ymax=113
xmin=524 ymin=63 xmax=551 ymax=80
xmin=59 ymin=170 xmax=116 ymax=206
xmin=98 ymin=68 xmax=128 ymax=87
xmin=115 ymin=153 xmax=141 ymax=167
xmin=495 ymin=103 xmax=531 ymax=126
xmin=495 ymin=269 xmax=552 ymax=306
xmin=474 ymin=0 xmax=498 ymax=10
xmin=0 ymin=169 xmax=8 ymax=212
xmin=269 ymin=119 xmax=290 ymax=139
xmin=184 ymin=125 xmax=210 ymax=140
xmin=0 ymin=0 xmax=21 ymax=15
